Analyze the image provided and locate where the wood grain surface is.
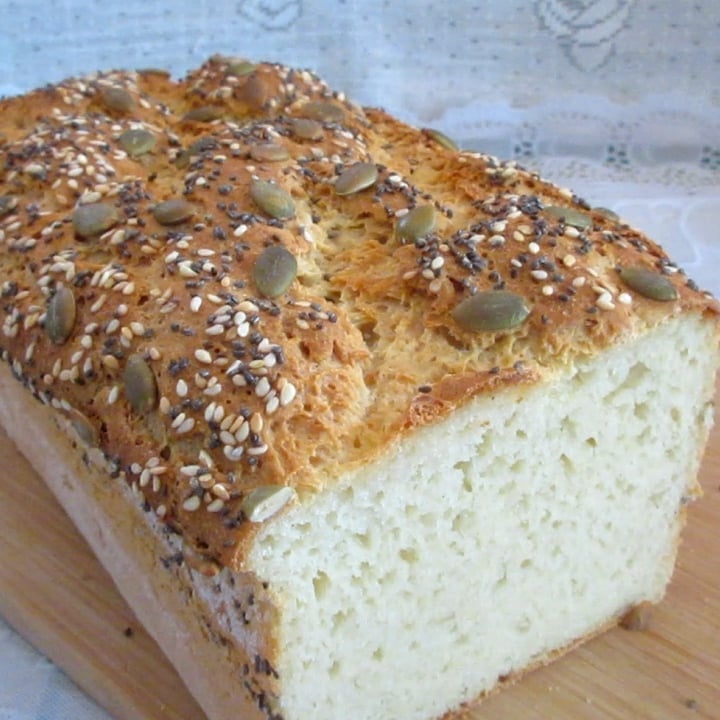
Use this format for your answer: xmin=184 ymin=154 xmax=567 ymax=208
xmin=0 ymin=401 xmax=717 ymax=720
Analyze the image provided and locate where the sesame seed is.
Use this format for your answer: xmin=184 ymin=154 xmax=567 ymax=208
xmin=176 ymin=417 xmax=196 ymax=434
xmin=430 ymin=256 xmax=445 ymax=271
xmin=233 ymin=224 xmax=248 ymax=237
xmin=195 ymin=348 xmax=213 ymax=364
xmin=224 ymin=445 xmax=244 ymax=461
xmin=542 ymin=285 xmax=554 ymax=296
xmin=562 ymin=254 xmax=577 ymax=268
xmin=531 ymin=270 xmax=548 ymax=281
xmin=212 ymin=484 xmax=230 ymax=502
xmin=107 ymin=385 xmax=120 ymax=404
xmin=255 ymin=377 xmax=271 ymax=398
xmin=250 ymin=412 xmax=264 ymax=433
xmin=101 ymin=355 xmax=119 ymax=370
xmin=182 ymin=496 xmax=202 ymax=512
xmin=266 ymin=396 xmax=280 ymax=414
xmin=564 ymin=226 xmax=580 ymax=238
xmin=572 ymin=276 xmax=587 ymax=288
xmin=207 ymin=498 xmax=225 ymax=513
xmin=179 ymin=262 xmax=198 ymax=278
xmin=220 ymin=430 xmax=236 ymax=445
xmin=159 ymin=396 xmax=171 ymax=414
xmin=172 ymin=412 xmax=187 ymax=429
xmin=176 ymin=378 xmax=188 ymax=397
xmin=247 ymin=444 xmax=269 ymax=456
xmin=238 ymin=300 xmax=259 ymax=313
xmin=618 ymin=292 xmax=632 ymax=305
xmin=596 ymin=291 xmax=615 ymax=311
xmin=235 ymin=421 xmax=250 ymax=442
xmin=90 ymin=294 xmax=108 ymax=313
xmin=280 ymin=382 xmax=297 ymax=406
xmin=528 ymin=242 xmax=540 ymax=254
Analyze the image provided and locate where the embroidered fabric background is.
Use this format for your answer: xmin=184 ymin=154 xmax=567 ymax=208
xmin=0 ymin=1 xmax=718 ymax=717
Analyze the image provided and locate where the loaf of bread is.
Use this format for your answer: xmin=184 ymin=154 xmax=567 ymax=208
xmin=0 ymin=56 xmax=718 ymax=720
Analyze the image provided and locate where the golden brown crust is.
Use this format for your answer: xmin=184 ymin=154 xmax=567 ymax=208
xmin=1 ymin=56 xmax=717 ymax=568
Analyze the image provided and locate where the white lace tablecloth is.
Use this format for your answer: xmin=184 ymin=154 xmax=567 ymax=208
xmin=1 ymin=1 xmax=719 ymax=718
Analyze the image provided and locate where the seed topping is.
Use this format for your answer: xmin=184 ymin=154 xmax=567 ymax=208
xmin=118 ymin=128 xmax=156 ymax=157
xmin=250 ymin=178 xmax=295 ymax=219
xmin=253 ymin=245 xmax=298 ymax=298
xmin=250 ymin=143 xmax=290 ymax=163
xmin=101 ymin=87 xmax=135 ymax=114
xmin=242 ymin=485 xmax=296 ymax=522
xmin=453 ymin=291 xmax=530 ymax=332
xmin=72 ymin=202 xmax=121 ymax=239
xmin=153 ymin=199 xmax=194 ymax=226
xmin=45 ymin=286 xmax=76 ymax=345
xmin=396 ymin=205 xmax=436 ymax=243
xmin=422 ymin=127 xmax=459 ymax=151
xmin=335 ymin=162 xmax=378 ymax=196
xmin=123 ymin=354 xmax=158 ymax=414
xmin=544 ymin=205 xmax=592 ymax=230
xmin=619 ymin=266 xmax=678 ymax=301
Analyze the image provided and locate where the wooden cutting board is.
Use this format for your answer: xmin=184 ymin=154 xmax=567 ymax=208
xmin=0 ymin=400 xmax=718 ymax=720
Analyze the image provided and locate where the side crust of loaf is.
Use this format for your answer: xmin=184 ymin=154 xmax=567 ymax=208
xmin=0 ymin=362 xmax=281 ymax=720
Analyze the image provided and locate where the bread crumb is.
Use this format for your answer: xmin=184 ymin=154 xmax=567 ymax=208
xmin=620 ymin=602 xmax=654 ymax=631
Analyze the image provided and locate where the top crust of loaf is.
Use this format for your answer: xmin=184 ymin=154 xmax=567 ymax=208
xmin=0 ymin=56 xmax=717 ymax=567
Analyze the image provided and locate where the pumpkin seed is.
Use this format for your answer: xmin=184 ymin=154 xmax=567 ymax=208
xmin=250 ymin=142 xmax=290 ymax=163
xmin=396 ymin=205 xmax=436 ymax=243
xmin=298 ymin=100 xmax=344 ymax=123
xmin=183 ymin=106 xmax=223 ymax=122
xmin=152 ymin=199 xmax=194 ymax=225
xmin=594 ymin=206 xmax=620 ymax=222
xmin=226 ymin=60 xmax=257 ymax=77
xmin=423 ymin=127 xmax=459 ymax=151
xmin=101 ymin=87 xmax=134 ymax=114
xmin=335 ymin=162 xmax=378 ymax=196
xmin=241 ymin=485 xmax=296 ymax=522
xmin=452 ymin=290 xmax=530 ymax=332
xmin=619 ymin=266 xmax=677 ymax=301
xmin=45 ymin=286 xmax=76 ymax=344
xmin=544 ymin=205 xmax=592 ymax=230
xmin=0 ymin=195 xmax=17 ymax=218
xmin=250 ymin=179 xmax=295 ymax=219
xmin=118 ymin=128 xmax=156 ymax=157
xmin=123 ymin=354 xmax=158 ymax=414
xmin=67 ymin=408 xmax=98 ymax=447
xmin=253 ymin=245 xmax=297 ymax=298
xmin=288 ymin=117 xmax=324 ymax=141
xmin=72 ymin=202 xmax=121 ymax=239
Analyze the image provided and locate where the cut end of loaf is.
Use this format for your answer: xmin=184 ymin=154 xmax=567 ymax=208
xmin=249 ymin=313 xmax=718 ymax=720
